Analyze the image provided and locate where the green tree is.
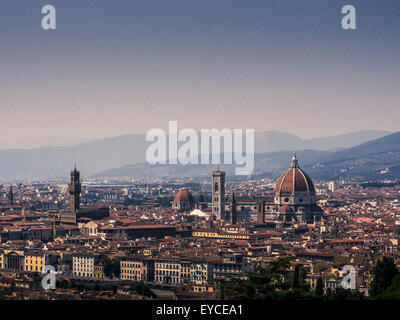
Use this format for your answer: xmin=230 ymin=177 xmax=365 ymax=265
xmin=112 ymin=258 xmax=121 ymax=277
xmin=292 ymin=265 xmax=300 ymax=289
xmin=322 ymin=286 xmax=365 ymax=300
xmin=77 ymin=283 xmax=85 ymax=292
xmin=375 ymin=273 xmax=400 ymax=299
xmin=56 ymin=279 xmax=70 ymax=289
xmin=130 ymin=282 xmax=155 ymax=298
xmin=315 ymin=277 xmax=324 ymax=296
xmin=104 ymin=258 xmax=121 ymax=278
xmin=83 ymin=284 xmax=91 ymax=291
xmin=128 ymin=247 xmax=138 ymax=255
xmin=224 ymin=257 xmax=294 ymax=300
xmin=370 ymin=256 xmax=398 ymax=297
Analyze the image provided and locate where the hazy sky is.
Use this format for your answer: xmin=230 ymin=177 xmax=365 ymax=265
xmin=0 ymin=0 xmax=399 ymax=145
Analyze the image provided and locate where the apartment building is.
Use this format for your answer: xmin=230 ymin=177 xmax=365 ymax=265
xmin=24 ymin=251 xmax=47 ymax=272
xmin=121 ymin=256 xmax=215 ymax=286
xmin=154 ymin=258 xmax=181 ymax=285
xmin=72 ymin=253 xmax=101 ymax=278
xmin=120 ymin=255 xmax=154 ymax=281
xmin=189 ymin=260 xmax=213 ymax=285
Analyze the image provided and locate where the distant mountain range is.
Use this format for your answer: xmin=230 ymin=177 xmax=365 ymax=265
xmin=94 ymin=149 xmax=334 ymax=180
xmin=303 ymin=131 xmax=400 ymax=180
xmin=253 ymin=130 xmax=391 ymax=153
xmin=0 ymin=130 xmax=393 ymax=180
xmin=0 ymin=137 xmax=93 ymax=150
xmin=0 ymin=134 xmax=148 ymax=180
xmin=96 ymin=131 xmax=400 ymax=181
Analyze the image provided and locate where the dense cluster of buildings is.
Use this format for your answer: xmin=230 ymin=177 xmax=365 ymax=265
xmin=0 ymin=154 xmax=399 ymax=299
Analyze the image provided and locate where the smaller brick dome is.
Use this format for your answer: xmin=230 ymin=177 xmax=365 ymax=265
xmin=173 ymin=189 xmax=195 ymax=204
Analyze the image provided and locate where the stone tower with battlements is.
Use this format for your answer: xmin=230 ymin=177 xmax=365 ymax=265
xmin=69 ymin=165 xmax=81 ymax=213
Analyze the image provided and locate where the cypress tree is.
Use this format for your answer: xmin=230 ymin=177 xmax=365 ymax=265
xmin=315 ymin=277 xmax=324 ymax=296
xmin=370 ymin=256 xmax=398 ymax=297
xmin=292 ymin=265 xmax=300 ymax=289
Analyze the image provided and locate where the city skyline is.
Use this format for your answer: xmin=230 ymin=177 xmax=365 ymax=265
xmin=0 ymin=152 xmax=399 ymax=301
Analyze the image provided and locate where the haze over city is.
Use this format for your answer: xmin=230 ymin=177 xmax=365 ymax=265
xmin=1 ymin=0 xmax=399 ymax=148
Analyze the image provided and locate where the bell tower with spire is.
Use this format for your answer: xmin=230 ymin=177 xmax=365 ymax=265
xmin=212 ymin=167 xmax=225 ymax=220
xmin=69 ymin=164 xmax=81 ymax=212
